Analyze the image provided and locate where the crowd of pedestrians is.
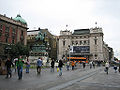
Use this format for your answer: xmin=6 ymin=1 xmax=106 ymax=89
xmin=4 ymin=56 xmax=120 ymax=80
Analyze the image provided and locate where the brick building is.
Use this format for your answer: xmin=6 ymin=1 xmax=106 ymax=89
xmin=0 ymin=14 xmax=28 ymax=59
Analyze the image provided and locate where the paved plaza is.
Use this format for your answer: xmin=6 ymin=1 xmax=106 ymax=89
xmin=0 ymin=65 xmax=120 ymax=90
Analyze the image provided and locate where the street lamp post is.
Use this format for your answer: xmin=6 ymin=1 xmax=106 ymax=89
xmin=68 ymin=45 xmax=70 ymax=61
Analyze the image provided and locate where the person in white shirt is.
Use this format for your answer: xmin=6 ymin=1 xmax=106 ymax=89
xmin=105 ymin=61 xmax=109 ymax=74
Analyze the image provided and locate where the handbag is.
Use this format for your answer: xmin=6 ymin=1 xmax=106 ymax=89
xmin=57 ymin=68 xmax=59 ymax=72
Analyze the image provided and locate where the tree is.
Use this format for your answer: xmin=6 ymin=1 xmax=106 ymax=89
xmin=6 ymin=42 xmax=30 ymax=59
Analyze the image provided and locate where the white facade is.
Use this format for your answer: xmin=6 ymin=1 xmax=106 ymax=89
xmin=58 ymin=27 xmax=111 ymax=62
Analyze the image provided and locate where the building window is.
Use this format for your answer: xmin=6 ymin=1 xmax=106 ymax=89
xmin=80 ymin=41 xmax=82 ymax=45
xmin=21 ymin=30 xmax=24 ymax=36
xmin=94 ymin=37 xmax=97 ymax=45
xmin=0 ymin=25 xmax=2 ymax=36
xmin=20 ymin=30 xmax=24 ymax=44
xmin=84 ymin=41 xmax=87 ymax=45
xmin=12 ymin=28 xmax=16 ymax=34
xmin=12 ymin=28 xmax=16 ymax=38
xmin=12 ymin=37 xmax=15 ymax=44
xmin=72 ymin=41 xmax=74 ymax=45
xmin=5 ymin=37 xmax=8 ymax=43
xmin=0 ymin=24 xmax=2 ymax=29
xmin=75 ymin=41 xmax=78 ymax=45
xmin=80 ymin=36 xmax=82 ymax=38
xmin=95 ymin=54 xmax=97 ymax=59
xmin=5 ymin=26 xmax=9 ymax=33
xmin=63 ymin=41 xmax=65 ymax=46
xmin=84 ymin=36 xmax=86 ymax=38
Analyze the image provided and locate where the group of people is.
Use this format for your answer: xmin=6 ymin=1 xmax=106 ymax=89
xmin=49 ymin=59 xmax=64 ymax=76
xmin=104 ymin=61 xmax=120 ymax=74
xmin=5 ymin=56 xmax=30 ymax=80
xmin=5 ymin=56 xmax=120 ymax=79
xmin=37 ymin=58 xmax=64 ymax=76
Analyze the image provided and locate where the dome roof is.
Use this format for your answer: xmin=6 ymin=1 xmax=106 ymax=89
xmin=13 ymin=14 xmax=27 ymax=24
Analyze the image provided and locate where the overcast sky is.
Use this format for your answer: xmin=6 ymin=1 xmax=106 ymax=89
xmin=0 ymin=0 xmax=120 ymax=59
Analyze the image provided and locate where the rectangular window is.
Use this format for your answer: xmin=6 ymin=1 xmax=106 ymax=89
xmin=84 ymin=41 xmax=86 ymax=45
xmin=0 ymin=25 xmax=3 ymax=30
xmin=76 ymin=41 xmax=78 ymax=45
xmin=21 ymin=30 xmax=24 ymax=36
xmin=80 ymin=41 xmax=82 ymax=45
xmin=12 ymin=28 xmax=16 ymax=34
xmin=0 ymin=25 xmax=2 ymax=36
xmin=80 ymin=36 xmax=82 ymax=38
xmin=5 ymin=26 xmax=9 ymax=33
xmin=84 ymin=36 xmax=86 ymax=38
xmin=12 ymin=37 xmax=15 ymax=44
xmin=95 ymin=39 xmax=97 ymax=45
xmin=72 ymin=41 xmax=74 ymax=45
xmin=63 ymin=41 xmax=65 ymax=46
xmin=6 ymin=37 xmax=8 ymax=43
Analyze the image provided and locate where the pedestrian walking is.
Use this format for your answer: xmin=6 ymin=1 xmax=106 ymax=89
xmin=5 ymin=58 xmax=14 ymax=78
xmin=113 ymin=65 xmax=117 ymax=73
xmin=66 ymin=61 xmax=70 ymax=71
xmin=26 ymin=57 xmax=30 ymax=73
xmin=93 ymin=61 xmax=95 ymax=68
xmin=50 ymin=59 xmax=55 ymax=72
xmin=13 ymin=58 xmax=18 ymax=73
xmin=119 ymin=64 xmax=120 ymax=73
xmin=89 ymin=61 xmax=93 ymax=69
xmin=105 ymin=61 xmax=109 ymax=75
xmin=83 ymin=61 xmax=86 ymax=69
xmin=58 ymin=60 xmax=64 ymax=76
xmin=71 ymin=61 xmax=75 ymax=70
xmin=16 ymin=56 xmax=24 ymax=80
xmin=37 ymin=57 xmax=43 ymax=74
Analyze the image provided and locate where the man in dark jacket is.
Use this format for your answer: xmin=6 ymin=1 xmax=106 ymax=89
xmin=51 ymin=59 xmax=55 ymax=72
xmin=58 ymin=60 xmax=64 ymax=76
xmin=5 ymin=58 xmax=14 ymax=78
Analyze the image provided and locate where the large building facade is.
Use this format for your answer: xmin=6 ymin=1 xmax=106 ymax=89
xmin=58 ymin=27 xmax=114 ymax=62
xmin=0 ymin=14 xmax=28 ymax=59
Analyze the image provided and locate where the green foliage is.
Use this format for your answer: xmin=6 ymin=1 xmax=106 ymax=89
xmin=7 ymin=42 xmax=30 ymax=58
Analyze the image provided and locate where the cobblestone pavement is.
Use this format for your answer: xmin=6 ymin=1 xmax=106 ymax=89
xmin=1 ymin=65 xmax=119 ymax=90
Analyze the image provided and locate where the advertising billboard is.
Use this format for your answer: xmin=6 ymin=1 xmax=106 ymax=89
xmin=73 ymin=46 xmax=90 ymax=53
